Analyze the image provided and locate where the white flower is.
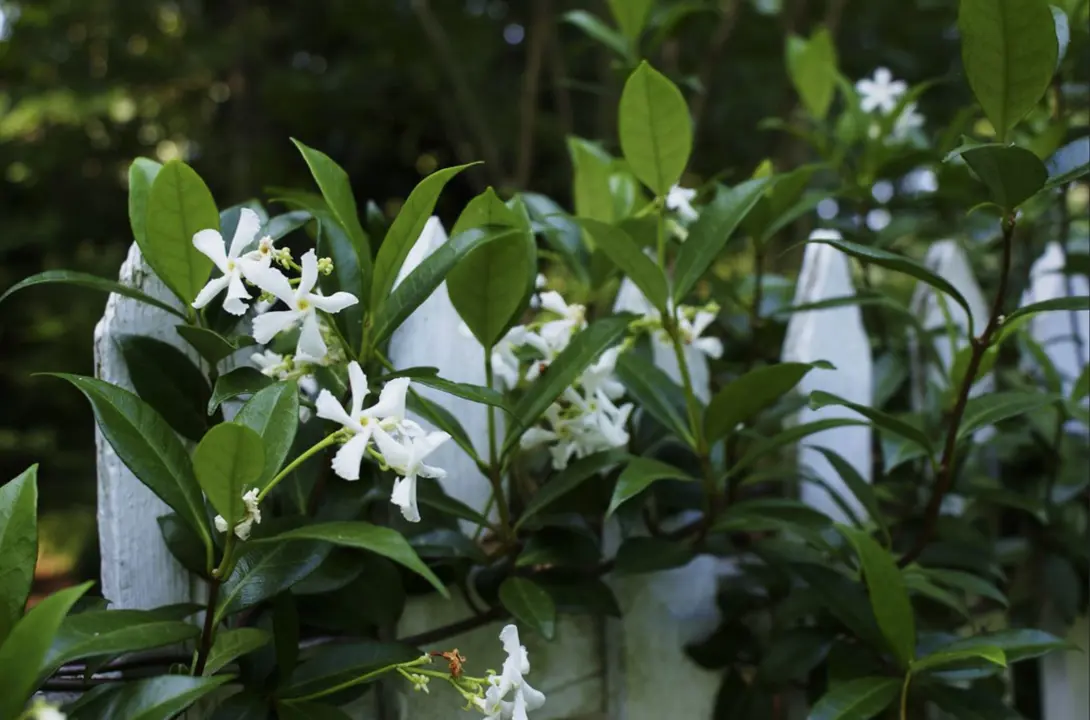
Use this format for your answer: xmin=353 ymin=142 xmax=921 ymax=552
xmin=373 ymin=427 xmax=451 ymax=522
xmin=28 ymin=700 xmax=67 ymax=720
xmin=251 ymin=350 xmax=292 ymax=380
xmin=250 ymin=249 xmax=359 ymax=359
xmin=678 ymin=309 xmax=723 ymax=359
xmin=579 ymin=346 xmax=626 ymax=400
xmin=520 ymin=392 xmax=631 ymax=471
xmin=891 ymin=102 xmax=925 ymax=142
xmin=856 ymin=67 xmax=907 ymax=114
xmin=493 ymin=326 xmax=528 ymax=390
xmin=315 ymin=361 xmax=412 ymax=481
xmin=537 ymin=291 xmax=586 ymax=352
xmin=475 ymin=625 xmax=546 ymax=720
xmin=213 ymin=488 xmax=261 ymax=541
xmin=191 ymin=208 xmax=269 ymax=315
xmin=666 ymin=184 xmax=699 ymax=222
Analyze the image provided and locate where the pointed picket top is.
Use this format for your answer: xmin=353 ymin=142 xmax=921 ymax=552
xmin=1021 ymin=241 xmax=1090 ymax=396
xmin=782 ymin=242 xmax=873 ymax=522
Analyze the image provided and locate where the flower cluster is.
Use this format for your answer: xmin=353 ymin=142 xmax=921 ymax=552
xmin=855 ymin=67 xmax=924 ymax=144
xmin=474 ymin=625 xmax=546 ymax=720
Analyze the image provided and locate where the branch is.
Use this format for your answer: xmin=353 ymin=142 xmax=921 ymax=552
xmin=899 ymin=216 xmax=1017 ymax=567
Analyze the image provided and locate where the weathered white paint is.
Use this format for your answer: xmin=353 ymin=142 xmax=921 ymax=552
xmin=94 ymin=243 xmax=202 ymax=610
xmin=782 ymin=243 xmax=873 ymax=522
xmin=1021 ymin=241 xmax=1090 ymax=398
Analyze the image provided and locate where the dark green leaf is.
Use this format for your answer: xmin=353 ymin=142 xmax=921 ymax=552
xmin=517 ymin=527 xmax=601 ymax=569
xmin=808 ymin=677 xmax=900 ymax=720
xmin=119 ymin=334 xmax=210 ymax=442
xmin=926 ymin=686 xmax=1023 ymax=720
xmin=410 ymin=375 xmax=513 ymax=414
xmin=713 ymin=498 xmax=832 ymax=535
xmin=279 ymin=641 xmax=419 ymax=699
xmin=234 ymin=382 xmax=300 ymax=490
xmin=729 ymin=418 xmax=869 ymax=476
xmin=193 ymin=423 xmax=265 ymax=527
xmin=957 ymin=391 xmax=1059 ymax=440
xmin=0 ymin=466 xmax=37 ymax=646
xmin=415 ymin=481 xmax=491 ymax=529
xmin=208 ymin=368 xmax=273 ymax=414
xmin=922 ymin=568 xmax=1008 ymax=607
xmin=518 ymin=449 xmax=629 ymax=527
xmin=216 ymin=541 xmax=329 ymax=620
xmin=316 ymin=212 xmax=367 ymax=350
xmin=911 ymin=645 xmax=1005 ymax=673
xmin=618 ymin=61 xmax=692 ymax=195
xmin=1073 ymin=363 xmax=1090 ymax=402
xmin=263 ymin=210 xmax=312 ymax=241
xmin=578 ymin=219 xmax=668 ymax=311
xmin=938 ymin=628 xmax=1070 ymax=662
xmin=606 ymin=457 xmax=694 ymax=517
xmin=615 ymin=350 xmax=694 ymax=446
xmin=204 ymin=627 xmax=271 ymax=676
xmin=157 ymin=513 xmax=208 ymax=577
xmin=81 ymin=675 xmax=231 ymax=720
xmin=614 ymin=536 xmax=695 ymax=574
xmin=406 ymin=391 xmax=478 ymax=463
xmin=1042 ymin=137 xmax=1090 ymax=190
xmin=811 ymin=390 xmax=935 ymax=462
xmin=277 ymin=701 xmax=354 ymax=720
xmin=537 ymin=579 xmax=621 ymax=617
xmin=43 ymin=609 xmax=199 ymax=673
xmin=498 ymin=577 xmax=556 ymax=640
xmin=960 ymin=144 xmax=1049 ymax=209
xmin=757 ymin=629 xmax=833 ymax=683
xmin=1004 ymin=296 xmax=1090 ymax=325
xmin=811 ymin=447 xmax=888 ymax=541
xmin=0 ymin=271 xmax=186 ymax=319
xmin=176 ymin=325 xmax=255 ymax=367
xmin=786 ymin=28 xmax=838 ymax=120
xmin=705 ymin=362 xmax=818 ymax=442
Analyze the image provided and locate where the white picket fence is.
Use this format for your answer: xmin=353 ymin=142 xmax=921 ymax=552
xmin=91 ymin=223 xmax=1088 ymax=718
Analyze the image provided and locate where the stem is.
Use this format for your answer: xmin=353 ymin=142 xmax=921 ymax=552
xmin=193 ymin=533 xmax=236 ymax=676
xmin=656 ymin=196 xmax=668 ymax=268
xmin=899 ymin=671 xmax=912 ymax=720
xmin=899 ymin=215 xmax=1016 ymax=567
xmin=287 ymin=656 xmax=429 ymax=703
xmin=257 ymin=434 xmax=339 ymax=503
xmin=484 ymin=353 xmax=513 ymax=543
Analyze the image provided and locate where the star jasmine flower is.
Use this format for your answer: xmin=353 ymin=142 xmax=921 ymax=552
xmin=213 ymin=488 xmax=261 ymax=541
xmin=373 ymin=427 xmax=451 ymax=522
xmin=678 ymin=308 xmax=724 ymax=359
xmin=579 ymin=346 xmax=626 ymax=400
xmin=491 ymin=625 xmax=546 ymax=719
xmin=492 ymin=325 xmax=528 ymax=390
xmin=856 ymin=67 xmax=907 ymax=114
xmin=191 ymin=207 xmax=269 ymax=315
xmin=315 ymin=361 xmax=412 ymax=481
xmin=251 ymin=350 xmax=293 ymax=380
xmin=537 ymin=291 xmax=586 ymax=350
xmin=250 ymin=249 xmax=359 ymax=359
xmin=891 ymin=102 xmax=925 ymax=142
xmin=666 ymin=184 xmax=699 ymax=222
xmin=27 ymin=700 xmax=67 ymax=720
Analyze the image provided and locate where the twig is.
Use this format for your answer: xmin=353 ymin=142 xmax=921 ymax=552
xmin=515 ymin=0 xmax=552 ymax=189
xmin=899 ymin=215 xmax=1017 ymax=567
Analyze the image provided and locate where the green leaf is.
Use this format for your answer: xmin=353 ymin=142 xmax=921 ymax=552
xmin=43 ymin=609 xmax=198 ymax=673
xmin=615 ymin=351 xmax=694 ymax=446
xmin=808 ymin=677 xmax=900 ymax=720
xmin=615 ymin=536 xmax=695 ymax=574
xmin=415 ymin=481 xmax=491 ymax=529
xmin=1042 ymin=137 xmax=1090 ymax=190
xmin=607 ymin=0 xmax=652 ymax=40
xmin=410 ymin=375 xmax=512 ymax=414
xmin=729 ymin=418 xmax=869 ymax=476
xmin=1005 ymin=295 xmax=1090 ymax=325
xmin=204 ymin=627 xmax=271 ymax=676
xmin=518 ymin=449 xmax=629 ymax=527
xmin=0 ymin=271 xmax=186 ymax=319
xmin=618 ymin=61 xmax=692 ymax=195
xmin=144 ymin=160 xmax=221 ymax=305
xmin=921 ymin=568 xmax=1008 ymax=607
xmin=911 ymin=645 xmax=1006 ymax=674
xmin=786 ymin=28 xmax=838 ymax=120
xmin=673 ymin=179 xmax=769 ymax=302
xmin=758 ymin=629 xmax=833 ymax=683
xmin=176 ymin=325 xmax=255 ymax=367
xmin=128 ymin=157 xmax=162 ymax=250
xmin=0 ymin=582 xmax=91 ymax=720
xmin=208 ymin=367 xmax=273 ymax=414
xmin=279 ymin=641 xmax=420 ymax=699
xmin=370 ymin=163 xmax=478 ymax=311
xmin=504 ymin=317 xmax=632 ymax=452
xmin=957 ymin=391 xmax=1059 ymax=440
xmin=578 ymin=219 xmax=669 ymax=311
xmin=606 ymin=457 xmax=695 ymax=517
xmin=939 ymin=628 xmax=1071 ymax=662
xmin=926 ymin=686 xmax=1023 ymax=720
xmin=316 ymin=212 xmax=367 ymax=351
xmin=49 ymin=374 xmax=212 ymax=555
xmin=406 ymin=391 xmax=478 ymax=462
xmin=277 ymin=701 xmax=353 ymax=720
xmin=258 ymin=522 xmax=447 ymax=598
xmin=158 ymin=513 xmax=208 ymax=578
xmin=193 ymin=423 xmax=265 ymax=527
xmin=838 ymin=525 xmax=916 ymax=668
xmin=567 ymin=137 xmax=616 ymax=225
xmin=811 ymin=447 xmax=887 ymax=541
xmin=1073 ymin=363 xmax=1090 ymax=402
xmin=705 ymin=362 xmax=818 ymax=442
xmin=563 ymin=10 xmax=631 ymax=60
xmin=498 ymin=577 xmax=556 ymax=640
xmin=217 ymin=541 xmax=329 ymax=621
xmin=713 ymin=498 xmax=832 ymax=535
xmin=234 ymin=381 xmax=300 ymax=490
xmin=0 ymin=467 xmax=37 ymax=646
xmin=371 ymin=226 xmax=517 ymax=345
xmin=960 ymin=143 xmax=1049 ymax=209
xmin=448 ymin=190 xmax=537 ymax=349
xmin=118 ymin=334 xmax=210 ymax=442
xmin=810 ymin=390 xmax=935 ymax=462
xmin=806 ymin=234 xmax=978 ymax=336
xmin=83 ymin=675 xmax=231 ymax=720
xmin=959 ymin=0 xmax=1059 ymax=139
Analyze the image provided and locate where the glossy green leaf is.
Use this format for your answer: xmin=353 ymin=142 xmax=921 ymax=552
xmin=729 ymin=418 xmax=869 ymax=476
xmin=1005 ymin=295 xmax=1090 ymax=325
xmin=518 ymin=449 xmax=629 ymax=527
xmin=959 ymin=0 xmax=1059 ymax=139
xmin=144 ymin=160 xmax=221 ymax=304
xmin=119 ymin=334 xmax=210 ymax=442
xmin=158 ymin=513 xmax=208 ymax=578
xmin=960 ymin=143 xmax=1049 ymax=209
xmin=563 ymin=10 xmax=630 ymax=60
xmin=316 ymin=212 xmax=367 ymax=350
xmin=498 ymin=577 xmax=556 ymax=640
xmin=957 ymin=391 xmax=1059 ymax=440
xmin=808 ymin=677 xmax=900 ymax=720
xmin=234 ymin=381 xmax=300 ymax=490
xmin=921 ymin=568 xmax=1008 ymax=607
xmin=713 ymin=498 xmax=832 ymax=535
xmin=50 ymin=374 xmax=212 ymax=554
xmin=216 ymin=541 xmax=329 ymax=621
xmin=208 ymin=367 xmax=273 ymax=414
xmin=811 ymin=390 xmax=934 ymax=461
xmin=615 ymin=536 xmax=695 ymax=574
xmin=370 ymin=162 xmax=478 ymax=311
xmin=258 ymin=522 xmax=447 ymax=597
xmin=0 ymin=582 xmax=91 ymax=720
xmin=83 ymin=675 xmax=231 ymax=720
xmin=406 ymin=391 xmax=478 ymax=462
xmin=786 ymin=28 xmax=838 ymax=120
xmin=578 ymin=219 xmax=668 ymax=311
xmin=410 ymin=375 xmax=513 ymax=414
xmin=193 ymin=423 xmax=265 ymax=527
xmin=811 ymin=447 xmax=888 ymax=541
xmin=618 ymin=61 xmax=692 ymax=195
xmin=204 ymin=627 xmax=271 ymax=676
xmin=911 ymin=644 xmax=1006 ymax=673
xmin=279 ymin=641 xmax=420 ymax=699
xmin=567 ymin=137 xmax=615 ymax=226
xmin=0 ymin=271 xmax=186 ymax=319
xmin=607 ymin=0 xmax=652 ymax=40
xmin=938 ymin=628 xmax=1070 ymax=662
xmin=673 ymin=179 xmax=769 ymax=302
xmin=606 ymin=457 xmax=695 ymax=517
xmin=504 ymin=317 xmax=631 ymax=452
xmin=43 ymin=609 xmax=199 ymax=673
xmin=128 ymin=157 xmax=163 ymax=250
xmin=176 ymin=325 xmax=255 ymax=367
xmin=0 ymin=467 xmax=37 ymax=647
xmin=838 ymin=525 xmax=916 ymax=668
xmin=415 ymin=481 xmax=491 ymax=529
xmin=705 ymin=362 xmax=818 ymax=442
xmin=615 ymin=350 xmax=694 ymax=446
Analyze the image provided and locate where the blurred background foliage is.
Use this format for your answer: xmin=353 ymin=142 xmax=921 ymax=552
xmin=0 ymin=0 xmax=1068 ymax=586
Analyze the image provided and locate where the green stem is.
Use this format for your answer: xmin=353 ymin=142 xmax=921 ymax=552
xmin=656 ymin=195 xmax=667 ymax=268
xmin=289 ymin=655 xmax=432 ymax=703
xmin=192 ymin=533 xmax=236 ymax=676
xmin=257 ymin=434 xmax=340 ymax=503
xmin=484 ymin=353 xmax=513 ymax=543
xmin=899 ymin=671 xmax=912 ymax=720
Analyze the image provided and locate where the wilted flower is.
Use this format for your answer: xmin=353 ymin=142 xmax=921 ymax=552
xmin=213 ymin=488 xmax=261 ymax=541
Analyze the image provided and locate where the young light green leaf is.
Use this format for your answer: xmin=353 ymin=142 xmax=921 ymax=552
xmin=607 ymin=0 xmax=652 ymax=40
xmin=410 ymin=375 xmax=512 ymax=414
xmin=119 ymin=334 xmax=211 ymax=442
xmin=808 ymin=677 xmax=900 ymax=720
xmin=959 ymin=0 xmax=1059 ymax=139
xmin=519 ymin=449 xmax=629 ymax=527
xmin=0 ymin=581 xmax=92 ymax=720
xmin=956 ymin=391 xmax=1059 ymax=440
xmin=193 ymin=423 xmax=265 ymax=527
xmin=208 ymin=367 xmax=273 ymax=415
xmin=838 ymin=525 xmax=916 ymax=668
xmin=290 ymin=138 xmax=372 ymax=267
xmin=234 ymin=381 xmax=300 ymax=490
xmin=498 ymin=577 xmax=556 ymax=640
xmin=618 ymin=61 xmax=692 ymax=195
xmin=673 ymin=178 xmax=769 ymax=302
xmin=705 ymin=362 xmax=819 ymax=442
xmin=911 ymin=645 xmax=1006 ymax=674
xmin=786 ymin=27 xmax=838 ymax=120
xmin=144 ymin=160 xmax=221 ymax=304
xmin=204 ymin=627 xmax=271 ymax=676
xmin=0 ymin=467 xmax=37 ymax=646
xmin=563 ymin=10 xmax=631 ymax=60
xmin=370 ymin=163 xmax=478 ymax=311
xmin=0 ymin=271 xmax=187 ymax=319
xmin=811 ymin=390 xmax=935 ymax=462
xmin=578 ymin=219 xmax=668 ymax=311
xmin=258 ymin=522 xmax=447 ymax=598
xmin=615 ymin=351 xmax=695 ymax=446
xmin=129 ymin=157 xmax=163 ymax=248
xmin=960 ymin=143 xmax=1049 ymax=209
xmin=567 ymin=137 xmax=616 ymax=226
xmin=607 ymin=457 xmax=695 ymax=517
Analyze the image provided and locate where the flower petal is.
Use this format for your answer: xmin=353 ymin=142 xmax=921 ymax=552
xmin=390 ymin=474 xmax=420 ymax=522
xmin=373 ymin=427 xmax=412 ymax=473
xmin=366 ymin=377 xmax=410 ymax=422
xmin=296 ymin=311 xmax=327 ymax=360
xmin=299 ymin=249 xmax=319 ymax=295
xmin=347 ymin=361 xmax=369 ymax=417
xmin=307 ymin=291 xmax=359 ymax=314
xmin=315 ymin=389 xmax=355 ymax=428
xmin=191 ymin=275 xmax=230 ymax=310
xmin=252 ymin=309 xmax=301 ymax=344
xmin=222 ymin=272 xmax=252 ymax=316
xmin=331 ymin=431 xmax=372 ymax=481
xmin=693 ymin=336 xmax=724 ymax=359
xmin=519 ymin=427 xmax=558 ymax=449
xmin=228 ymin=207 xmax=263 ymax=259
xmin=248 ymin=265 xmax=296 ymax=306
xmin=193 ymin=229 xmax=229 ymax=272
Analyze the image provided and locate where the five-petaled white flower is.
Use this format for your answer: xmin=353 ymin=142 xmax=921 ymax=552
xmin=537 ymin=291 xmax=587 ymax=353
xmin=666 ymin=184 xmax=699 ymax=222
xmin=315 ymin=361 xmax=412 ymax=482
xmin=856 ymin=67 xmax=907 ymax=115
xmin=191 ymin=207 xmax=271 ymax=315
xmin=492 ymin=325 xmax=529 ymax=390
xmin=678 ymin=308 xmax=724 ymax=360
xmin=475 ymin=625 xmax=546 ymax=720
xmin=374 ymin=427 xmax=451 ymax=523
xmin=250 ymin=249 xmax=359 ymax=360
xmin=251 ymin=350 xmax=293 ymax=380
xmin=891 ymin=102 xmax=925 ymax=142
xmin=214 ymin=488 xmax=262 ymax=541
